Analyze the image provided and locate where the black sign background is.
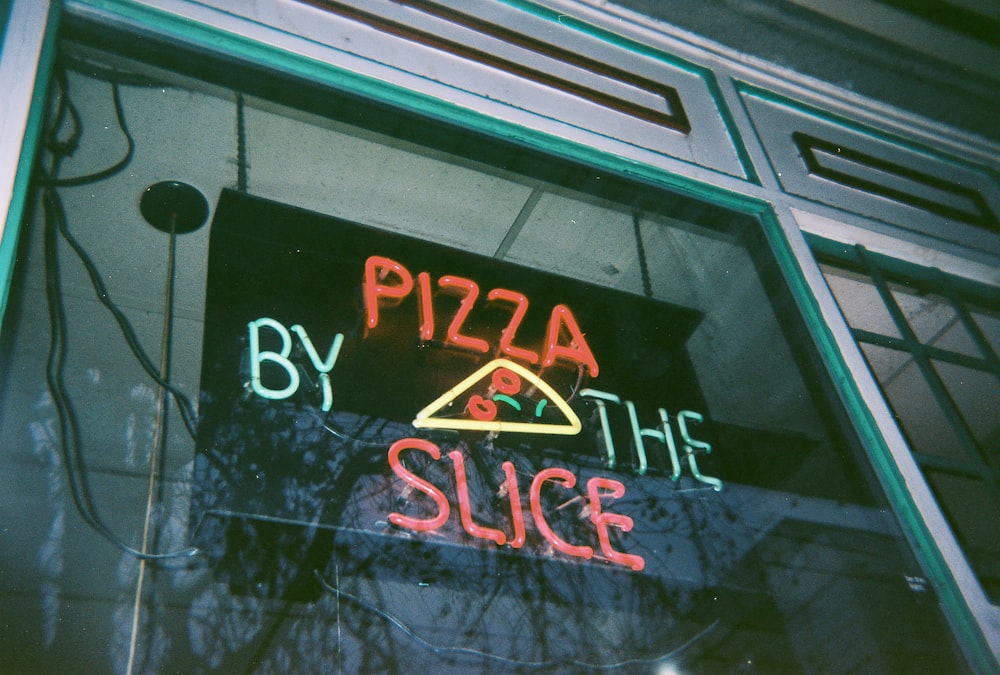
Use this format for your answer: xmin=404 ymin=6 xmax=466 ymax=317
xmin=191 ymin=190 xmax=715 ymax=598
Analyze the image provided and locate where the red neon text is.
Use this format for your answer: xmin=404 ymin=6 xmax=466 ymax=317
xmin=387 ymin=438 xmax=644 ymax=571
xmin=364 ymin=256 xmax=413 ymax=330
xmin=529 ymin=468 xmax=595 ymax=561
xmin=386 ymin=438 xmax=450 ymax=531
xmin=487 ymin=288 xmax=538 ymax=364
xmin=363 ymin=255 xmax=599 ymax=376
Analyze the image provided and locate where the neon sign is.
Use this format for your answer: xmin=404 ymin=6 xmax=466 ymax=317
xmin=241 ymin=309 xmax=720 ymax=568
xmin=194 ymin=190 xmax=718 ymax=588
xmin=243 ymin=319 xmax=719 ymax=490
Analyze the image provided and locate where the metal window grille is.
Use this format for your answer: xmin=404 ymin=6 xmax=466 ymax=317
xmin=817 ymin=244 xmax=1000 ymax=603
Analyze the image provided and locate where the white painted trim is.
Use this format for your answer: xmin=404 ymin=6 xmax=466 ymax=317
xmin=782 ymin=202 xmax=1000 ymax=662
xmin=0 ymin=0 xmax=55 ymax=246
xmin=795 ymin=208 xmax=1000 ymax=289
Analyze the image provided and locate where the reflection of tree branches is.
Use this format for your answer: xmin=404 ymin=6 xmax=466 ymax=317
xmin=315 ymin=571 xmax=718 ymax=671
xmin=312 ymin=409 xmax=394 ymax=450
xmin=195 ymin=406 xmax=751 ymax=670
xmin=241 ymin=600 xmax=293 ymax=675
xmin=360 ymin=573 xmax=405 ymax=673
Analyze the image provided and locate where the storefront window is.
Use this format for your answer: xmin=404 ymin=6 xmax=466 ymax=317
xmin=0 ymin=27 xmax=968 ymax=672
xmin=819 ymin=245 xmax=1000 ymax=606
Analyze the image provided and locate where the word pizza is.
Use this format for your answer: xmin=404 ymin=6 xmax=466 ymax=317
xmin=364 ymin=255 xmax=599 ymax=376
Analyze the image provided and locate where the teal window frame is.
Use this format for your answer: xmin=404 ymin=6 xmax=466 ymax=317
xmin=0 ymin=0 xmax=60 ymax=328
xmin=812 ymin=235 xmax=1000 ymax=595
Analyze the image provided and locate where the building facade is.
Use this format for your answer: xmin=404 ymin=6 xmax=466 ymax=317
xmin=1 ymin=0 xmax=998 ymax=671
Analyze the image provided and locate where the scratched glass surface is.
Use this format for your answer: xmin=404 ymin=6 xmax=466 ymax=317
xmin=0 ymin=38 xmax=966 ymax=673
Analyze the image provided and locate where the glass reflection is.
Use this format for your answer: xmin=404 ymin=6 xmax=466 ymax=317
xmin=0 ymin=37 xmax=967 ymax=673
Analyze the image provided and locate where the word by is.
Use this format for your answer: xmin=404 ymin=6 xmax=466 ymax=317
xmin=364 ymin=255 xmax=599 ymax=376
xmin=581 ymin=388 xmax=721 ymax=490
xmin=247 ymin=317 xmax=344 ymax=411
xmin=388 ymin=438 xmax=645 ymax=571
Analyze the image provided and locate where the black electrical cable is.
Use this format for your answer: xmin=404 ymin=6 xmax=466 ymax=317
xmin=632 ymin=210 xmax=653 ymax=299
xmin=35 ymin=59 xmax=200 ymax=561
xmin=46 ymin=190 xmax=200 ymax=438
xmin=44 ymin=68 xmax=82 ymax=162
xmin=236 ymin=92 xmax=248 ymax=193
xmin=40 ymin=63 xmax=199 ymax=438
xmin=42 ymin=188 xmax=198 ymax=562
xmin=41 ymin=72 xmax=134 ymax=188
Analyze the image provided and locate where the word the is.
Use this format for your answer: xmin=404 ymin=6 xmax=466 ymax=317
xmin=580 ymin=388 xmax=721 ymax=490
xmin=388 ymin=438 xmax=645 ymax=571
xmin=247 ymin=317 xmax=344 ymax=411
xmin=364 ymin=255 xmax=599 ymax=376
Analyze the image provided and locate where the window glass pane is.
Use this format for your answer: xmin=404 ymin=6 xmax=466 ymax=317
xmin=820 ymin=254 xmax=1000 ymax=605
xmin=972 ymin=307 xmax=1000 ymax=359
xmin=0 ymin=37 xmax=967 ymax=672
xmin=860 ymin=344 xmax=968 ymax=463
xmin=925 ymin=470 xmax=1000 ymax=602
xmin=819 ymin=263 xmax=901 ymax=338
xmin=246 ymin=100 xmax=535 ymax=253
xmin=889 ymin=283 xmax=980 ymax=357
xmin=933 ymin=318 xmax=983 ymax=356
xmin=932 ymin=360 xmax=1000 ymax=463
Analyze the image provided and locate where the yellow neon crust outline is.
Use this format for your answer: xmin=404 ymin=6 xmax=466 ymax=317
xmin=412 ymin=359 xmax=582 ymax=435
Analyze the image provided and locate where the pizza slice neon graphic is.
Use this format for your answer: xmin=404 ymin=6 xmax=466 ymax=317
xmin=412 ymin=359 xmax=582 ymax=435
